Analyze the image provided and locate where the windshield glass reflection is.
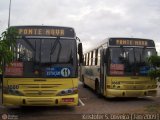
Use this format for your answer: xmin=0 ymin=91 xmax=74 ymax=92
xmin=15 ymin=38 xmax=77 ymax=78
xmin=109 ymin=47 xmax=156 ymax=75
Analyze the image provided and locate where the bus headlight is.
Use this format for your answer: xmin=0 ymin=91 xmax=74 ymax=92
xmin=3 ymin=86 xmax=8 ymax=94
xmin=56 ymin=88 xmax=78 ymax=96
xmin=3 ymin=85 xmax=24 ymax=96
xmin=8 ymin=89 xmax=24 ymax=96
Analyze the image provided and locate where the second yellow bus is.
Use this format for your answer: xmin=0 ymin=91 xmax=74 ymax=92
xmin=82 ymin=37 xmax=157 ymax=97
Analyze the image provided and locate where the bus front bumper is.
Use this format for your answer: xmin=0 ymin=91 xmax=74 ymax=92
xmin=3 ymin=94 xmax=78 ymax=106
xmin=105 ymin=89 xmax=157 ymax=97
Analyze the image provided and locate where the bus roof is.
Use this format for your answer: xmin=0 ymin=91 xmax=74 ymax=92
xmin=10 ymin=25 xmax=76 ymax=38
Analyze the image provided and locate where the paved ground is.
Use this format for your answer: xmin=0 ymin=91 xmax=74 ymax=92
xmin=0 ymin=82 xmax=160 ymax=120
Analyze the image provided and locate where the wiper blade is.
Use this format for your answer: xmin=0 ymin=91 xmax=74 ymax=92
xmin=21 ymin=36 xmax=37 ymax=62
xmin=22 ymin=36 xmax=36 ymax=52
xmin=69 ymin=49 xmax=73 ymax=64
xmin=50 ymin=37 xmax=62 ymax=63
xmin=50 ymin=37 xmax=59 ymax=55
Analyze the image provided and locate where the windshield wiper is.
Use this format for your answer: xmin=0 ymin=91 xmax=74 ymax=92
xmin=50 ymin=37 xmax=62 ymax=63
xmin=21 ymin=36 xmax=37 ymax=61
xmin=39 ymin=39 xmax=42 ymax=63
xmin=69 ymin=49 xmax=73 ymax=65
xmin=22 ymin=36 xmax=35 ymax=52
xmin=138 ymin=48 xmax=146 ymax=66
xmin=119 ymin=45 xmax=127 ymax=63
xmin=133 ymin=48 xmax=139 ymax=75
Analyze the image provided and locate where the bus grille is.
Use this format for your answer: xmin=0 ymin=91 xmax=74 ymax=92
xmin=19 ymin=84 xmax=61 ymax=96
xmin=120 ymin=81 xmax=148 ymax=84
xmin=118 ymin=81 xmax=149 ymax=90
xmin=123 ymin=85 xmax=146 ymax=90
xmin=24 ymin=90 xmax=57 ymax=96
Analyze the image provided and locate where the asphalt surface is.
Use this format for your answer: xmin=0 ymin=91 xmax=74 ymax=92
xmin=0 ymin=82 xmax=160 ymax=120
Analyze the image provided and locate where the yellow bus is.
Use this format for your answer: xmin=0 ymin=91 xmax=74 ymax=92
xmin=82 ymin=37 xmax=157 ymax=97
xmin=2 ymin=26 xmax=83 ymax=106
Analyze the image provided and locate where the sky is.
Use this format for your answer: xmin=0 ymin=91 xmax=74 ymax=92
xmin=0 ymin=0 xmax=160 ymax=53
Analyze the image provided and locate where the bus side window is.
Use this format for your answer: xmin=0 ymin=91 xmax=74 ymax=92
xmin=86 ymin=53 xmax=88 ymax=66
xmin=85 ymin=54 xmax=86 ymax=66
xmin=87 ymin=53 xmax=89 ymax=66
xmin=92 ymin=50 xmax=96 ymax=66
xmin=95 ymin=49 xmax=98 ymax=65
xmin=83 ymin=54 xmax=86 ymax=66
xmin=85 ymin=54 xmax=87 ymax=66
xmin=97 ymin=48 xmax=101 ymax=66
xmin=89 ymin=52 xmax=92 ymax=66
xmin=91 ymin=51 xmax=93 ymax=66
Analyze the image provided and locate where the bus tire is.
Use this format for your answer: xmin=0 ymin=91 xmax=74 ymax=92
xmin=82 ymin=75 xmax=87 ymax=88
xmin=95 ymin=80 xmax=101 ymax=97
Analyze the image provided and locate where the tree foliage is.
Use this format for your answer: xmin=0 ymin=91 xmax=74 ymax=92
xmin=0 ymin=27 xmax=18 ymax=72
xmin=148 ymin=55 xmax=160 ymax=80
xmin=148 ymin=55 xmax=160 ymax=67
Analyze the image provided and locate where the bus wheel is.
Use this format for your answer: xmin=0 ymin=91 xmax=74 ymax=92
xmin=95 ymin=81 xmax=101 ymax=96
xmin=82 ymin=75 xmax=87 ymax=88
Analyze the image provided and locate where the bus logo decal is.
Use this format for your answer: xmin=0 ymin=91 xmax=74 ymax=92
xmin=61 ymin=68 xmax=71 ymax=77
xmin=46 ymin=67 xmax=71 ymax=77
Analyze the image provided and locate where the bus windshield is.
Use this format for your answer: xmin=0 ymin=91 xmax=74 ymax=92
xmin=9 ymin=37 xmax=78 ymax=78
xmin=109 ymin=47 xmax=156 ymax=76
xmin=17 ymin=37 xmax=76 ymax=63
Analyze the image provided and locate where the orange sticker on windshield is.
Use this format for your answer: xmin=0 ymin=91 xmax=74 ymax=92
xmin=110 ymin=64 xmax=124 ymax=71
xmin=5 ymin=62 xmax=23 ymax=76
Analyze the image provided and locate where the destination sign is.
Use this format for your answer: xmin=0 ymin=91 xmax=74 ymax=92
xmin=11 ymin=26 xmax=75 ymax=37
xmin=109 ymin=38 xmax=155 ymax=47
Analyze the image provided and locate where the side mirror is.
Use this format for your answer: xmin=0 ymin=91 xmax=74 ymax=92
xmin=78 ymin=43 xmax=83 ymax=63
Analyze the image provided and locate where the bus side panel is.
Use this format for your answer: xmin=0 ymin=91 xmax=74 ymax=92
xmin=82 ymin=66 xmax=100 ymax=90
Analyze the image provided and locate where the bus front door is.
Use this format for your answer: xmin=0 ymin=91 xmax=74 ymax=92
xmin=100 ymin=50 xmax=106 ymax=95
